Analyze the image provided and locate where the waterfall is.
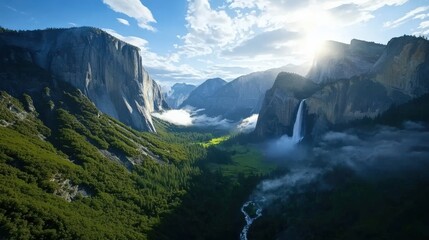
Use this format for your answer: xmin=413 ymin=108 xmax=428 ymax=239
xmin=239 ymin=99 xmax=306 ymax=240
xmin=292 ymin=99 xmax=305 ymax=143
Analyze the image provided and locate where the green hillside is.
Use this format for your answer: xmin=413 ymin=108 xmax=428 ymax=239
xmin=0 ymin=90 xmax=205 ymax=239
xmin=0 ymin=87 xmax=271 ymax=239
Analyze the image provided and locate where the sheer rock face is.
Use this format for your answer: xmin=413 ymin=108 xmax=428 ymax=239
xmin=307 ymin=39 xmax=385 ymax=84
xmin=254 ymin=87 xmax=301 ymax=138
xmin=256 ymin=36 xmax=429 ymax=138
xmin=255 ymin=73 xmax=320 ymax=137
xmin=305 ymin=77 xmax=409 ymax=124
xmin=372 ymin=36 xmax=429 ymax=96
xmin=0 ymin=27 xmax=166 ymax=132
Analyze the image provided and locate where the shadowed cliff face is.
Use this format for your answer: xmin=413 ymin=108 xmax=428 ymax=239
xmin=305 ymin=77 xmax=410 ymax=132
xmin=164 ymin=83 xmax=196 ymax=109
xmin=255 ymin=73 xmax=319 ymax=137
xmin=0 ymin=27 xmax=166 ymax=132
xmin=307 ymin=39 xmax=385 ymax=84
xmin=256 ymin=36 xmax=429 ymax=138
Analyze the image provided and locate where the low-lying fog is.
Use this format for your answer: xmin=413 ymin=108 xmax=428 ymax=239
xmin=250 ymin=120 xmax=429 ymax=215
xmin=152 ymin=108 xmax=258 ymax=133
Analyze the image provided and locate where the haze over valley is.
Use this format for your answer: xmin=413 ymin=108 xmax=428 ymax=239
xmin=1 ymin=0 xmax=429 ymax=239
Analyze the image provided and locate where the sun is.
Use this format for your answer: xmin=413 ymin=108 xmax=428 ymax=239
xmin=297 ymin=7 xmax=332 ymax=61
xmin=303 ymin=33 xmax=326 ymax=60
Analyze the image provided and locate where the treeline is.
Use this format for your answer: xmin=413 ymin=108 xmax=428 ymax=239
xmin=0 ymin=87 xmax=266 ymax=239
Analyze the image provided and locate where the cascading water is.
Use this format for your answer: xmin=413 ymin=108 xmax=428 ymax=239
xmin=292 ymin=99 xmax=306 ymax=143
xmin=240 ymin=99 xmax=306 ymax=240
xmin=239 ymin=201 xmax=262 ymax=240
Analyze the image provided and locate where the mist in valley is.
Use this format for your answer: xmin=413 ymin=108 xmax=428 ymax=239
xmin=241 ymin=120 xmax=429 ymax=239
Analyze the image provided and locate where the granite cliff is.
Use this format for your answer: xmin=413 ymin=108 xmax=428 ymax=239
xmin=307 ymin=39 xmax=385 ymax=84
xmin=0 ymin=27 xmax=166 ymax=132
xmin=255 ymin=73 xmax=319 ymax=137
xmin=256 ymin=36 xmax=429 ymax=138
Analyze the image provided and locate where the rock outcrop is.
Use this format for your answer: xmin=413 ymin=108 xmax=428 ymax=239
xmin=256 ymin=36 xmax=429 ymax=138
xmin=307 ymin=39 xmax=385 ymax=84
xmin=164 ymin=83 xmax=196 ymax=108
xmin=0 ymin=27 xmax=166 ymax=132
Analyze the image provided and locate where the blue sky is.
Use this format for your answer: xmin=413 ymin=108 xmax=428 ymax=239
xmin=1 ymin=0 xmax=429 ymax=86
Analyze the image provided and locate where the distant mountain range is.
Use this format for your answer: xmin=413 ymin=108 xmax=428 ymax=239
xmin=180 ymin=78 xmax=227 ymax=110
xmin=180 ymin=65 xmax=308 ymax=121
xmin=164 ymin=83 xmax=196 ymax=108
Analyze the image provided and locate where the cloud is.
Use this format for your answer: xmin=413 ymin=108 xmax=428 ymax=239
xmin=152 ymin=108 xmax=234 ymax=129
xmin=226 ymin=0 xmax=266 ymax=9
xmin=244 ymin=122 xmax=429 ymax=225
xmin=248 ymin=168 xmax=322 ymax=209
xmin=117 ymin=18 xmax=130 ymax=26
xmin=238 ymin=100 xmax=427 ymax=235
xmin=102 ymin=0 xmax=156 ymax=31
xmin=152 ymin=109 xmax=193 ymax=126
xmin=103 ymin=29 xmax=206 ymax=83
xmin=178 ymin=0 xmax=237 ymax=57
xmin=104 ymin=29 xmax=148 ymax=47
xmin=223 ymin=29 xmax=302 ymax=58
xmin=413 ymin=19 xmax=429 ymax=36
xmin=174 ymin=0 xmax=410 ymax=78
xmin=328 ymin=3 xmax=374 ymax=25
xmin=6 ymin=5 xmax=27 ymax=15
xmin=152 ymin=109 xmax=262 ymax=131
xmin=237 ymin=114 xmax=259 ymax=133
xmin=383 ymin=5 xmax=429 ymax=28
xmin=98 ymin=0 xmax=413 ymax=84
xmin=414 ymin=13 xmax=429 ymax=20
xmin=308 ymin=0 xmax=407 ymax=10
xmin=321 ymin=131 xmax=361 ymax=144
xmin=314 ymin=124 xmax=429 ymax=174
xmin=418 ymin=20 xmax=429 ymax=29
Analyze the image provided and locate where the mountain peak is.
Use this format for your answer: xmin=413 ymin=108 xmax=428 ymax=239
xmin=204 ymin=77 xmax=227 ymax=84
xmin=179 ymin=77 xmax=226 ymax=109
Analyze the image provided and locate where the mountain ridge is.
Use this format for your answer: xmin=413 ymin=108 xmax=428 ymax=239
xmin=256 ymin=35 xmax=429 ymax=138
xmin=307 ymin=39 xmax=386 ymax=84
xmin=179 ymin=77 xmax=227 ymax=109
xmin=180 ymin=66 xmax=298 ymax=121
xmin=164 ymin=83 xmax=196 ymax=109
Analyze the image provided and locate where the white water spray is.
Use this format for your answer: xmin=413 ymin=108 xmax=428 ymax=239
xmin=240 ymin=99 xmax=306 ymax=240
xmin=239 ymin=201 xmax=263 ymax=240
xmin=292 ymin=99 xmax=306 ymax=143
